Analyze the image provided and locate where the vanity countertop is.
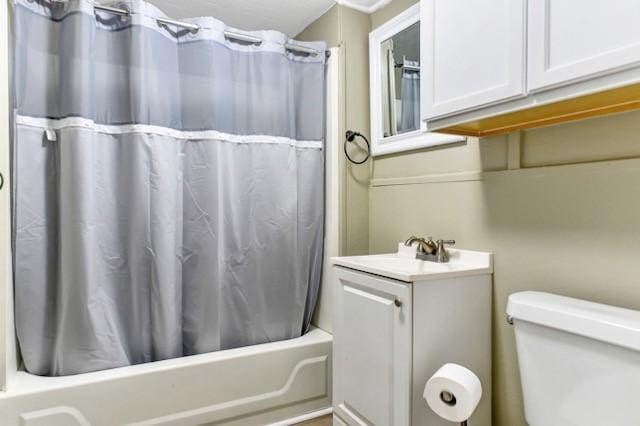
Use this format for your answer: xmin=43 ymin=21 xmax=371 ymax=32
xmin=331 ymin=248 xmax=493 ymax=283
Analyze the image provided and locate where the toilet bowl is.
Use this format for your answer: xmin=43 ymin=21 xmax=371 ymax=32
xmin=507 ymin=291 xmax=640 ymax=426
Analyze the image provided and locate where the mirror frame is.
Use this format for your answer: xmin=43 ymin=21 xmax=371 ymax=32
xmin=369 ymin=3 xmax=465 ymax=156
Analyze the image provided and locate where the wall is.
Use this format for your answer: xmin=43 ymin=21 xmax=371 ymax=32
xmin=369 ymin=1 xmax=640 ymax=425
xmin=297 ymin=0 xmax=422 ymax=258
xmin=370 ymin=113 xmax=640 ymax=425
xmin=298 ymin=5 xmax=372 ymax=257
xmin=370 ymin=0 xmax=417 ymax=28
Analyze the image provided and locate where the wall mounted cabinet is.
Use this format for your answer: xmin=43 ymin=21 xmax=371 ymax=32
xmin=421 ymin=0 xmax=526 ymax=119
xmin=422 ymin=0 xmax=640 ymax=137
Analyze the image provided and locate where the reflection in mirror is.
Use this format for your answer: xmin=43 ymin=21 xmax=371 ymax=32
xmin=380 ymin=21 xmax=420 ymax=138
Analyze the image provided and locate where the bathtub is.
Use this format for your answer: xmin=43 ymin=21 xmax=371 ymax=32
xmin=0 ymin=327 xmax=332 ymax=426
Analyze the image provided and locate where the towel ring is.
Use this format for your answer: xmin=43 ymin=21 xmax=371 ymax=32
xmin=344 ymin=130 xmax=370 ymax=165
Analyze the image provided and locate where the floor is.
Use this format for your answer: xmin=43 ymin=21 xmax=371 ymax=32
xmin=294 ymin=414 xmax=332 ymax=425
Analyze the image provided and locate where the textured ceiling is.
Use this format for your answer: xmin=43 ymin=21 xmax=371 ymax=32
xmin=337 ymin=0 xmax=392 ymax=13
xmin=144 ymin=0 xmax=337 ymax=37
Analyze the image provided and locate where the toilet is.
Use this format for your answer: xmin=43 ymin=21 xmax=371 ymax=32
xmin=507 ymin=291 xmax=640 ymax=426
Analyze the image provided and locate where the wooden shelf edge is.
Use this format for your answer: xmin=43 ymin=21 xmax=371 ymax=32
xmin=433 ymin=83 xmax=640 ymax=138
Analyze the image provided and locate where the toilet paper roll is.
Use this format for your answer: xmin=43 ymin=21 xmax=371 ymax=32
xmin=423 ymin=363 xmax=482 ymax=423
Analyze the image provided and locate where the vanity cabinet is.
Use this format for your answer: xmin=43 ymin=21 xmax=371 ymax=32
xmin=333 ymin=268 xmax=412 ymax=425
xmin=422 ymin=0 xmax=640 ymax=136
xmin=331 ymin=250 xmax=493 ymax=426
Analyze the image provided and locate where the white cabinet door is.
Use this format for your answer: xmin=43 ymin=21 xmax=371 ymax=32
xmin=421 ymin=0 xmax=526 ymax=120
xmin=333 ymin=267 xmax=412 ymax=426
xmin=528 ymin=0 xmax=640 ymax=92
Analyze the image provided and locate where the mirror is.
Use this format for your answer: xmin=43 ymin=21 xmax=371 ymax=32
xmin=380 ymin=21 xmax=420 ymax=138
xmin=369 ymin=4 xmax=464 ymax=156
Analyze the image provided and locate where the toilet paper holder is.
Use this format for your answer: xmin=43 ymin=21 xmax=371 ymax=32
xmin=439 ymin=390 xmax=468 ymax=426
xmin=440 ymin=390 xmax=457 ymax=406
xmin=440 ymin=390 xmax=468 ymax=426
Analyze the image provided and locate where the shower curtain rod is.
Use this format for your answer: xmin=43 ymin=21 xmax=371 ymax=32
xmin=395 ymin=63 xmax=420 ymax=72
xmin=94 ymin=4 xmax=327 ymax=57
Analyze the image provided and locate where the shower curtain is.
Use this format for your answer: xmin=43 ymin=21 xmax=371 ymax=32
xmin=12 ymin=0 xmax=326 ymax=376
xmin=399 ymin=60 xmax=420 ymax=133
xmin=381 ymin=39 xmax=397 ymax=137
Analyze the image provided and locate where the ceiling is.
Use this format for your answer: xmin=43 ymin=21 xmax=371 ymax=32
xmin=337 ymin=0 xmax=392 ymax=13
xmin=145 ymin=0 xmax=337 ymax=37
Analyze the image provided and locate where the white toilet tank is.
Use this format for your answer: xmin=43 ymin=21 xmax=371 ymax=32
xmin=507 ymin=291 xmax=640 ymax=426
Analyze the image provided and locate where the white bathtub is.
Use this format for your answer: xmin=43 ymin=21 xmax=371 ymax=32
xmin=0 ymin=328 xmax=332 ymax=426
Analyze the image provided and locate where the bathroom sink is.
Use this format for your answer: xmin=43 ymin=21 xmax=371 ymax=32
xmin=345 ymin=255 xmax=451 ymax=272
xmin=331 ymin=249 xmax=493 ymax=282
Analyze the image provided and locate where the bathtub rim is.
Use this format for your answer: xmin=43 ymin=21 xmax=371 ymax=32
xmin=1 ymin=326 xmax=332 ymax=398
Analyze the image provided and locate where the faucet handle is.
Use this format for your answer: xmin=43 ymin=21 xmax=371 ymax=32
xmin=435 ymin=239 xmax=455 ymax=263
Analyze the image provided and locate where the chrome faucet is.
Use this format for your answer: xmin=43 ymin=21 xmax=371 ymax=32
xmin=405 ymin=236 xmax=455 ymax=263
xmin=404 ymin=236 xmax=437 ymax=255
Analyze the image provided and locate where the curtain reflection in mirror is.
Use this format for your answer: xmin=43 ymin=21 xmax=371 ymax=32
xmin=380 ymin=21 xmax=420 ymax=138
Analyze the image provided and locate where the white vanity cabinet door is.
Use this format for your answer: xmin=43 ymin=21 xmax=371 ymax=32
xmin=333 ymin=267 xmax=412 ymax=426
xmin=528 ymin=0 xmax=640 ymax=92
xmin=421 ymin=0 xmax=526 ymax=120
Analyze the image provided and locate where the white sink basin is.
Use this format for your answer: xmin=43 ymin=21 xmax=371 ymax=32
xmin=331 ymin=249 xmax=493 ymax=282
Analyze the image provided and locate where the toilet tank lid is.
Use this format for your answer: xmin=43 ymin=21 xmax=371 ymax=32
xmin=507 ymin=291 xmax=640 ymax=352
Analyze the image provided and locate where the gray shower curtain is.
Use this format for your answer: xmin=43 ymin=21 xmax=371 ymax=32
xmin=399 ymin=60 xmax=420 ymax=133
xmin=12 ymin=0 xmax=325 ymax=376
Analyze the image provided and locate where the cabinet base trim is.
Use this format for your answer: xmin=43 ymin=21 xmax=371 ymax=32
xmin=436 ymin=82 xmax=640 ymax=137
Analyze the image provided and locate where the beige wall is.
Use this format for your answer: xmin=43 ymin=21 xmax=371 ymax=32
xmin=296 ymin=0 xmax=420 ymax=258
xmin=357 ymin=0 xmax=640 ymax=425
xmin=371 ymin=113 xmax=640 ymax=425
xmin=306 ymin=2 xmax=640 ymax=424
xmin=298 ymin=5 xmax=372 ymax=256
xmin=370 ymin=0 xmax=418 ymax=29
